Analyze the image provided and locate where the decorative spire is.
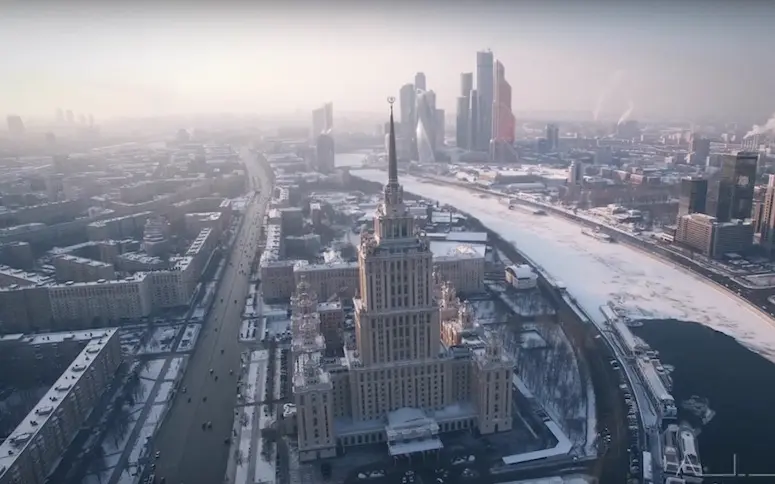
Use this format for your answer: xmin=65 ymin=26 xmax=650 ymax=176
xmin=387 ymin=96 xmax=398 ymax=184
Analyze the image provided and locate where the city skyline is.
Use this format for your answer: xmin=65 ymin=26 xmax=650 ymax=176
xmin=2 ymin=2 xmax=775 ymax=122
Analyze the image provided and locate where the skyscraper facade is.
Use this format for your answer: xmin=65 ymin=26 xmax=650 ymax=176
xmin=456 ymin=97 xmax=469 ymax=149
xmin=399 ymin=83 xmax=417 ymax=160
xmin=415 ymin=90 xmax=437 ymax=163
xmin=690 ymin=136 xmax=711 ymax=165
xmin=6 ymin=115 xmax=25 ymax=136
xmin=546 ymin=124 xmax=559 ymax=151
xmin=414 ymin=72 xmax=427 ymax=92
xmin=435 ymin=109 xmax=445 ymax=149
xmin=292 ymin=103 xmax=514 ymax=462
xmin=312 ymin=107 xmax=326 ymax=138
xmin=490 ymin=60 xmax=516 ymax=163
xmin=476 ymin=50 xmax=494 ymax=151
xmin=311 ymin=103 xmax=334 ymax=138
xmin=706 ymin=152 xmax=758 ymax=222
xmin=316 ymin=133 xmax=335 ymax=173
xmin=678 ymin=177 xmax=708 ymax=218
xmin=456 ymin=72 xmax=474 ymax=149
xmin=468 ymin=89 xmax=479 ymax=151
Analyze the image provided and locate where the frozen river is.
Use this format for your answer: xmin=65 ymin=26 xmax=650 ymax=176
xmin=355 ymin=169 xmax=775 ymax=362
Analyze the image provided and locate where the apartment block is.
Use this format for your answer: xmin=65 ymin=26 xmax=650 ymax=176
xmin=0 ymin=329 xmax=122 ymax=484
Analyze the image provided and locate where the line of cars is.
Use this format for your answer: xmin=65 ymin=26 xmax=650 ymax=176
xmin=610 ymin=359 xmax=642 ymax=483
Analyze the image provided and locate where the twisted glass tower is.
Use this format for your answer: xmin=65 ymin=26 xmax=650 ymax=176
xmin=415 ymin=89 xmax=437 ymax=163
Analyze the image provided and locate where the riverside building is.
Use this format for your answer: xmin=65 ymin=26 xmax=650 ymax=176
xmin=290 ymin=102 xmax=513 ymax=462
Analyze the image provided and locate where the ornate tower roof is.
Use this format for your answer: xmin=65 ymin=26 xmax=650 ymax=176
xmin=387 ymin=96 xmax=398 ymax=185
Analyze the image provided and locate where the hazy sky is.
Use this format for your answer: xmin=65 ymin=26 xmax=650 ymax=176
xmin=2 ymin=1 xmax=774 ymax=122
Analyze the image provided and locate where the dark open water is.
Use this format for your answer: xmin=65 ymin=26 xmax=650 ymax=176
xmin=633 ymin=319 xmax=775 ymax=479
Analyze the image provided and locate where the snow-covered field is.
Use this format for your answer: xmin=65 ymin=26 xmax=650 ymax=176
xmin=176 ymin=324 xmax=201 ymax=352
xmin=138 ymin=326 xmax=180 ymax=355
xmin=355 ymin=170 xmax=775 ymax=362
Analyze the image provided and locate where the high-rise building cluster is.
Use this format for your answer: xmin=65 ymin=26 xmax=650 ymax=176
xmin=394 ymin=72 xmax=447 ymax=163
xmin=461 ymin=50 xmax=517 ymax=161
xmin=674 ymin=152 xmax=759 ymax=258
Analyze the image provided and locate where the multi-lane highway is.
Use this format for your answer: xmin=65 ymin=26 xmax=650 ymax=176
xmin=150 ymin=151 xmax=270 ymax=484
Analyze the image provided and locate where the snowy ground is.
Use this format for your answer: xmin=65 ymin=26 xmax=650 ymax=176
xmin=176 ymin=323 xmax=201 ymax=352
xmin=487 ymin=321 xmax=588 ymax=450
xmin=118 ymin=327 xmax=146 ymax=356
xmin=138 ymin=326 xmax=181 ymax=355
xmin=81 ymin=356 xmax=185 ymax=484
xmin=355 ymin=170 xmax=775 ymax=362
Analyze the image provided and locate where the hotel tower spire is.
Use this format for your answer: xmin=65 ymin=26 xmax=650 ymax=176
xmin=387 ymin=96 xmax=399 ymax=185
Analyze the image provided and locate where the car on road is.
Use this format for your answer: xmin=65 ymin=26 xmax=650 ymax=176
xmin=182 ymin=386 xmax=187 ymax=393
xmin=221 ymin=349 xmax=225 ymax=354
xmin=155 ymin=451 xmax=161 ymax=459
xmin=209 ymin=368 xmax=214 ymax=374
xmin=203 ymin=396 xmax=207 ymax=402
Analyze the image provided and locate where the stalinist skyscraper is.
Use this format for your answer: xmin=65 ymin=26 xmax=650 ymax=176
xmin=291 ymin=98 xmax=514 ymax=462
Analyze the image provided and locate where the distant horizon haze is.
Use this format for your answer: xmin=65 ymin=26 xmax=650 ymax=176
xmin=2 ymin=1 xmax=774 ymax=124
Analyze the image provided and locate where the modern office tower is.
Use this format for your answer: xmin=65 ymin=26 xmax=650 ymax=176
xmin=323 ymin=102 xmax=333 ymax=132
xmin=65 ymin=109 xmax=75 ymax=124
xmin=678 ymin=177 xmax=708 ymax=218
xmin=546 ymin=123 xmax=560 ymax=151
xmin=316 ymin=133 xmax=335 ymax=173
xmin=414 ymin=72 xmax=427 ymax=91
xmin=460 ymin=72 xmax=473 ymax=98
xmin=416 ymin=90 xmax=437 ymax=163
xmin=706 ymin=152 xmax=758 ymax=222
xmin=56 ymin=107 xmax=64 ymax=123
xmin=291 ymin=103 xmax=514 ymax=462
xmin=312 ymin=103 xmax=334 ymax=138
xmin=690 ymin=136 xmax=711 ymax=165
xmin=456 ymin=72 xmax=474 ymax=149
xmin=435 ymin=109 xmax=445 ymax=148
xmin=490 ymin=60 xmax=516 ymax=163
xmin=6 ymin=115 xmax=25 ymax=136
xmin=476 ymin=50 xmax=494 ymax=151
xmin=312 ymin=106 xmax=326 ymax=138
xmin=568 ymin=160 xmax=584 ymax=185
xmin=399 ymin=83 xmax=417 ymax=159
xmin=456 ymin=96 xmax=469 ymax=149
xmin=468 ymin=89 xmax=479 ymax=151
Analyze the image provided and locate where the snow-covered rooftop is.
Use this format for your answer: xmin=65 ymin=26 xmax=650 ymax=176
xmin=355 ymin=169 xmax=775 ymax=362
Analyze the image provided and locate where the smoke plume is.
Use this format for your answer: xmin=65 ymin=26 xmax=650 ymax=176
xmin=593 ymin=69 xmax=625 ymax=121
xmin=617 ymin=100 xmax=635 ymax=126
xmin=746 ymin=113 xmax=775 ymax=138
